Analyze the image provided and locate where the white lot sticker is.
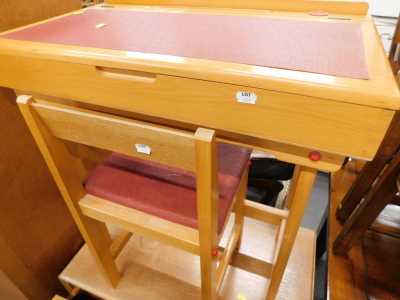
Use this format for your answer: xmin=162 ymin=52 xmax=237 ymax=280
xmin=236 ymin=91 xmax=257 ymax=104
xmin=135 ymin=144 xmax=151 ymax=154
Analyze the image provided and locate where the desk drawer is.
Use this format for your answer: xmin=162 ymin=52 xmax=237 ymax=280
xmin=0 ymin=54 xmax=393 ymax=160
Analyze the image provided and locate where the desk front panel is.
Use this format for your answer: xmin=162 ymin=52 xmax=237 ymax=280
xmin=0 ymin=53 xmax=394 ymax=163
xmin=1 ymin=5 xmax=399 ymax=172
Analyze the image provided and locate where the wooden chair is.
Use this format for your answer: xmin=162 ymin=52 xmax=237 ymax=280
xmin=333 ymin=136 xmax=400 ymax=254
xmin=333 ymin=14 xmax=400 ymax=254
xmin=17 ymin=94 xmax=251 ymax=299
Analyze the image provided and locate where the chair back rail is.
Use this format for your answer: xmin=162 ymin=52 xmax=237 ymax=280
xmin=17 ymin=94 xmax=219 ymax=290
xmin=32 ymin=102 xmax=197 ymax=171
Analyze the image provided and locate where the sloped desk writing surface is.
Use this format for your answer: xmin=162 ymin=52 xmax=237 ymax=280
xmin=0 ymin=5 xmax=399 ymax=172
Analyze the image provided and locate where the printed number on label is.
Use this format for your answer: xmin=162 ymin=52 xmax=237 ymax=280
xmin=236 ymin=91 xmax=257 ymax=104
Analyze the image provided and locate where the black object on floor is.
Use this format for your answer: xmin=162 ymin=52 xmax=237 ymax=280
xmin=246 ymin=178 xmax=284 ymax=206
xmin=246 ymin=158 xmax=294 ymax=206
xmin=249 ymin=158 xmax=295 ymax=181
xmin=73 ymin=290 xmax=102 ymax=300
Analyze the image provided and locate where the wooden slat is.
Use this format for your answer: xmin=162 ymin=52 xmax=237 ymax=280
xmin=110 ymin=230 xmax=133 ymax=259
xmin=232 ymin=163 xmax=248 ymax=247
xmin=67 ymin=287 xmax=80 ymax=300
xmin=79 ymin=194 xmax=200 ymax=255
xmin=272 ymin=219 xmax=286 ymax=265
xmin=333 ymin=149 xmax=400 ymax=255
xmin=33 ymin=102 xmax=196 ymax=171
xmin=193 ymin=128 xmax=219 ymax=300
xmin=104 ymin=0 xmax=369 ymax=15
xmin=244 ymin=200 xmax=288 ymax=226
xmin=368 ymin=204 xmax=400 ymax=239
xmin=59 ymin=219 xmax=316 ymax=300
xmin=216 ymin=224 xmax=241 ymax=293
xmin=336 ymin=111 xmax=400 ymax=220
xmin=285 ymin=164 xmax=301 ymax=209
xmin=60 ymin=280 xmax=74 ymax=294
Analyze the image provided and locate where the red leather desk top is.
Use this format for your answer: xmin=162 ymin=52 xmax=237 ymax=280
xmin=0 ymin=9 xmax=370 ymax=79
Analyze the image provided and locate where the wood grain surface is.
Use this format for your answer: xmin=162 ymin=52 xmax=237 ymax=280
xmin=0 ymin=0 xmax=81 ymax=32
xmin=329 ymin=160 xmax=400 ymax=299
xmin=60 ymin=219 xmax=316 ymax=300
xmin=0 ymin=4 xmax=398 ymax=167
xmin=0 ymin=1 xmax=83 ymax=298
xmin=328 ymin=160 xmax=367 ymax=299
xmin=105 ymin=0 xmax=369 ymax=15
xmin=0 ymin=87 xmax=83 ymax=299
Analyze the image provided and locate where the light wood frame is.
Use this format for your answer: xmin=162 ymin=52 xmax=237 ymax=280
xmin=104 ymin=0 xmax=369 ymax=15
xmin=5 ymin=1 xmax=396 ymax=299
xmin=18 ymin=93 xmax=318 ymax=300
xmin=17 ymin=94 xmax=250 ymax=299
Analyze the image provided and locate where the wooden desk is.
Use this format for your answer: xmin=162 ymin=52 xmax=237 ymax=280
xmin=0 ymin=4 xmax=397 ymax=168
xmin=0 ymin=1 xmax=83 ymax=300
xmin=0 ymin=1 xmax=398 ymax=299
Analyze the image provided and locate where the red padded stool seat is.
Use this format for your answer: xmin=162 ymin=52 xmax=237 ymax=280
xmin=84 ymin=142 xmax=252 ymax=233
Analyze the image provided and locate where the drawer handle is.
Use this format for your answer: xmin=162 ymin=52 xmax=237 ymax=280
xmin=95 ymin=66 xmax=157 ymax=83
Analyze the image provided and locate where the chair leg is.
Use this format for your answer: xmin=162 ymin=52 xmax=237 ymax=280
xmin=235 ymin=166 xmax=249 ymax=248
xmin=266 ymin=166 xmax=317 ymax=300
xmin=199 ymin=243 xmax=218 ymax=300
xmin=79 ymin=216 xmax=121 ymax=288
xmin=284 ymin=164 xmax=301 ymax=210
xmin=195 ymin=129 xmax=219 ymax=299
xmin=17 ymin=95 xmax=121 ymax=288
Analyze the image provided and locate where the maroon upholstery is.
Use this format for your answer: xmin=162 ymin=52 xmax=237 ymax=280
xmin=84 ymin=142 xmax=252 ymax=234
xmin=0 ymin=10 xmax=369 ymax=79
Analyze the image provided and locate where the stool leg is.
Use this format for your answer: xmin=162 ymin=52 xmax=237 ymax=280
xmin=266 ymin=166 xmax=317 ymax=300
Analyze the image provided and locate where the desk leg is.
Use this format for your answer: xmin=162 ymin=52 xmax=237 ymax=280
xmin=266 ymin=166 xmax=317 ymax=300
